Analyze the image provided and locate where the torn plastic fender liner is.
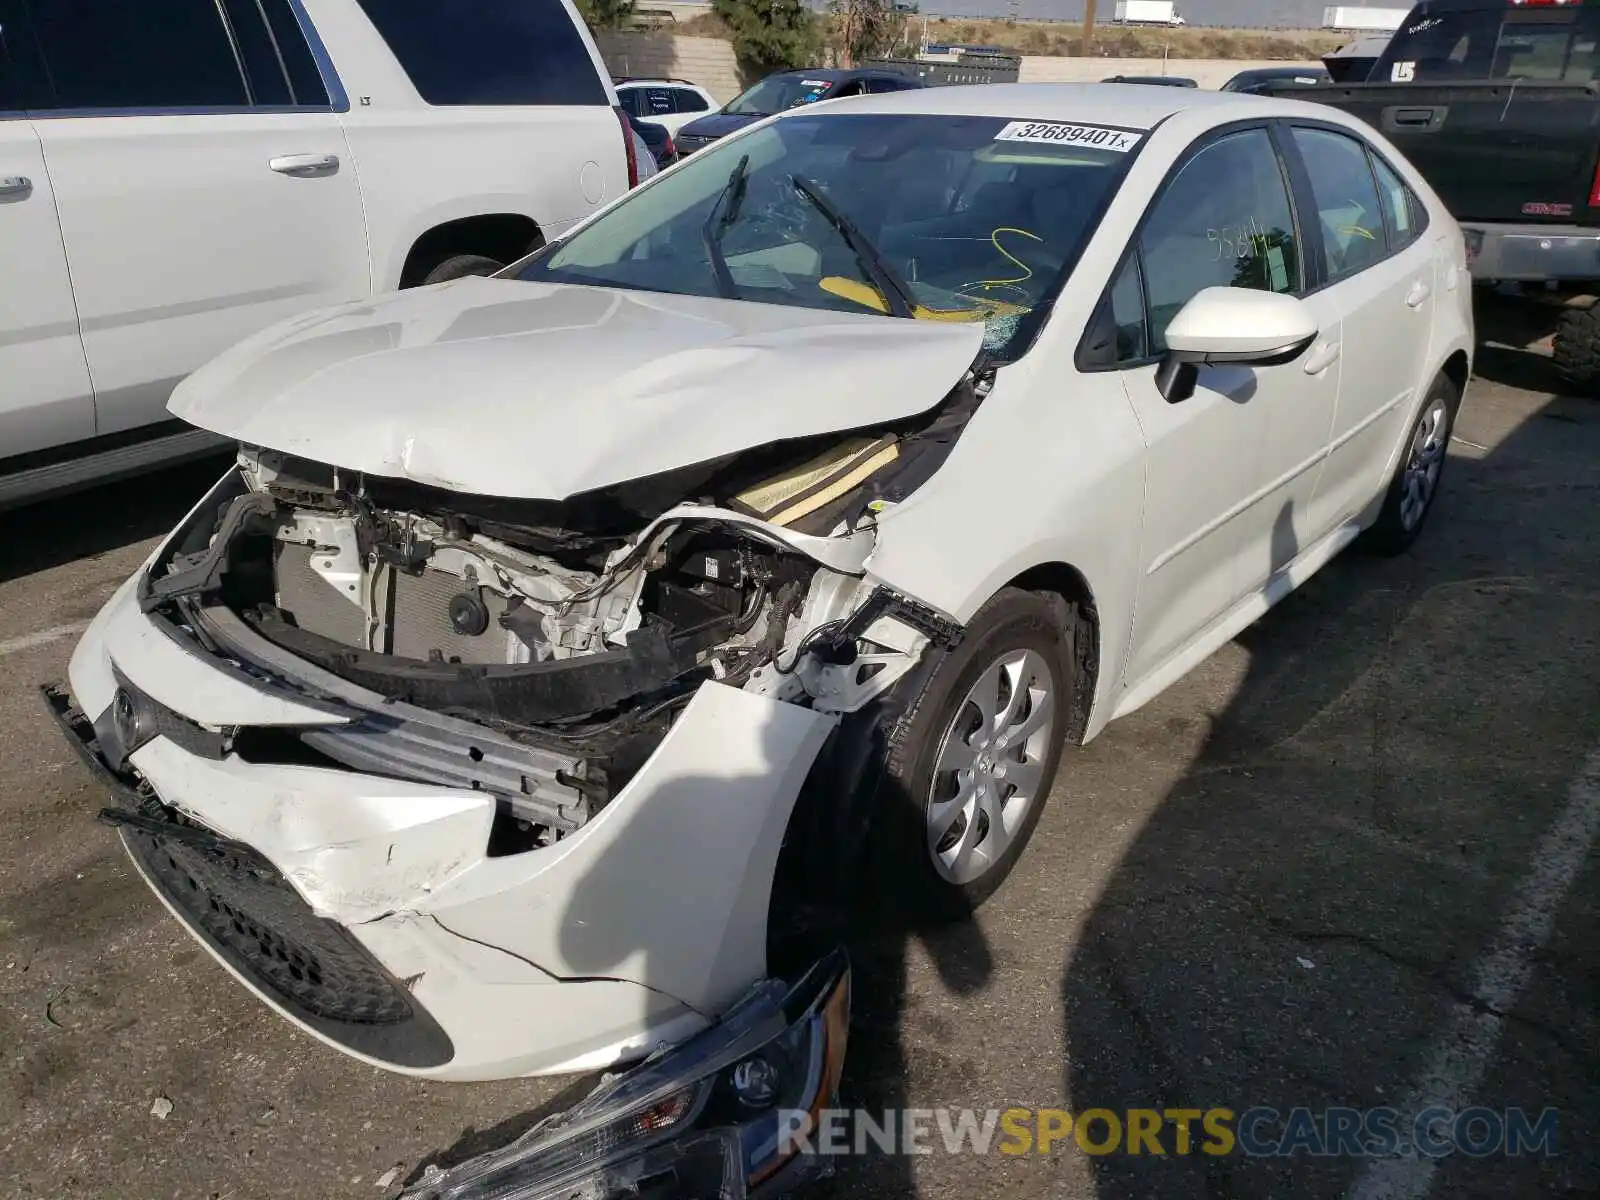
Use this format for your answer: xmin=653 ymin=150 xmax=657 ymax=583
xmin=417 ymin=681 xmax=837 ymax=1018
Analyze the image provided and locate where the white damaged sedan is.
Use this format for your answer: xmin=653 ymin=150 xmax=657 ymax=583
xmin=50 ymin=83 xmax=1471 ymax=1196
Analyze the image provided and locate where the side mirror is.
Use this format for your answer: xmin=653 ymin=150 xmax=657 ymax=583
xmin=1155 ymin=287 xmax=1318 ymax=403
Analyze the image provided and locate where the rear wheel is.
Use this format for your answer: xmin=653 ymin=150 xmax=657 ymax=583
xmin=418 ymin=253 xmax=505 ymax=286
xmin=1552 ymin=306 xmax=1600 ymax=393
xmin=1360 ymin=372 xmax=1459 ymax=555
xmin=873 ymin=588 xmax=1076 ymax=921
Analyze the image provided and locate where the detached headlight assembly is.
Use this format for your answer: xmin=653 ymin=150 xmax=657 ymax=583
xmin=402 ymin=949 xmax=851 ymax=1200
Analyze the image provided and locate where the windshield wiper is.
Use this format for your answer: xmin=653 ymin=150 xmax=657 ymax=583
xmin=702 ymin=153 xmax=751 ymax=300
xmin=789 ymin=172 xmax=914 ymax=319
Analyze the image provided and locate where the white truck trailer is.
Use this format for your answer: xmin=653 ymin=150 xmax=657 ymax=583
xmin=1113 ymin=1 xmax=1186 ymax=26
xmin=1321 ymin=6 xmax=1409 ymax=32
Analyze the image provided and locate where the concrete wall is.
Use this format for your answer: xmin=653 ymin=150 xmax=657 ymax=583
xmin=590 ymin=33 xmax=1321 ymax=99
xmin=593 ymin=32 xmax=746 ymax=102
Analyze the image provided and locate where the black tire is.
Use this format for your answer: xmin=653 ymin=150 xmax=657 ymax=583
xmin=871 ymin=587 xmax=1077 ymax=923
xmin=1552 ymin=306 xmax=1600 ymax=394
xmin=1360 ymin=372 xmax=1460 ymax=556
xmin=417 ymin=253 xmax=505 ymax=286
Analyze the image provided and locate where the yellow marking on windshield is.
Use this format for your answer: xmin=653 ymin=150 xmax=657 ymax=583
xmin=817 ymin=276 xmax=1029 ymax=320
xmin=970 ymin=227 xmax=1043 ymax=292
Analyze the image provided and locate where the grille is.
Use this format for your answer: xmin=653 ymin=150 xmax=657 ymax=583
xmin=131 ymin=826 xmax=414 ymax=1025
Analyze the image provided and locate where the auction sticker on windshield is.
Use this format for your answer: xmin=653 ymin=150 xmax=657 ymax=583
xmin=995 ymin=121 xmax=1142 ymax=152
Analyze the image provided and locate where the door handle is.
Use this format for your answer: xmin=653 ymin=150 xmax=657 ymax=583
xmin=0 ymin=175 xmax=32 ymax=199
xmin=1406 ymin=280 xmax=1432 ymax=308
xmin=1303 ymin=339 xmax=1341 ymax=375
xmin=268 ymin=153 xmax=340 ymax=177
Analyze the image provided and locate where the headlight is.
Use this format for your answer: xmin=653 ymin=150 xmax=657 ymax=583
xmin=403 ymin=950 xmax=850 ymax=1200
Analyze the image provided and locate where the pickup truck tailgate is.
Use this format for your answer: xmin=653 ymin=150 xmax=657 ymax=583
xmin=1296 ymin=81 xmax=1600 ymax=223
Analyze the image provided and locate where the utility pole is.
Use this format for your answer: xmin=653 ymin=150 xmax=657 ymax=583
xmin=1081 ymin=0 xmax=1097 ymax=56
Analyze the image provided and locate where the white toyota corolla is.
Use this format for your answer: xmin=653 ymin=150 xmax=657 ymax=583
xmin=50 ymin=83 xmax=1471 ymax=1197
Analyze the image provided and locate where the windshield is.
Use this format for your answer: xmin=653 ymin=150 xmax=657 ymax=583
xmin=724 ymin=74 xmax=840 ymax=116
xmin=519 ymin=113 xmax=1138 ymax=361
xmin=1379 ymin=3 xmax=1600 ymax=81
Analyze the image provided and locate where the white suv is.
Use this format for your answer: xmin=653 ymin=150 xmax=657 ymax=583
xmin=613 ymin=77 xmax=717 ymax=135
xmin=0 ymin=0 xmax=636 ymax=508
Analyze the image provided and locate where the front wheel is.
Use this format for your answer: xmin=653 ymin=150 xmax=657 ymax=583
xmin=872 ymin=588 xmax=1077 ymax=921
xmin=1360 ymin=372 xmax=1459 ymax=555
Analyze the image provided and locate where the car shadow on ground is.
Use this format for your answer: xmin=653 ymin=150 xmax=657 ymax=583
xmin=1061 ymin=388 xmax=1600 ymax=1197
xmin=0 ymin=455 xmax=231 ymax=586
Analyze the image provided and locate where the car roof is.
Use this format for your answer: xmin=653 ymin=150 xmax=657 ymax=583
xmin=768 ymin=67 xmax=906 ymax=82
xmin=769 ymin=81 xmax=1302 ymax=130
xmin=1230 ymin=65 xmax=1328 ymax=79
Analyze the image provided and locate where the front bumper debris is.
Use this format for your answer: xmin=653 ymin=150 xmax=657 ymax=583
xmin=402 ymin=949 xmax=851 ymax=1200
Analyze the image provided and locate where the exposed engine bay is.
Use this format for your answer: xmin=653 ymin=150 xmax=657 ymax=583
xmin=136 ymin=371 xmax=985 ymax=856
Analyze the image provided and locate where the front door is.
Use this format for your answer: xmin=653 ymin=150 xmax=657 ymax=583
xmin=1108 ymin=127 xmax=1317 ymax=686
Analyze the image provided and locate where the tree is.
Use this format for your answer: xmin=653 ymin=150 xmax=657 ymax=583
xmin=577 ymin=0 xmax=635 ymax=30
xmin=713 ymin=0 xmax=823 ymax=74
xmin=832 ymin=0 xmax=907 ymax=65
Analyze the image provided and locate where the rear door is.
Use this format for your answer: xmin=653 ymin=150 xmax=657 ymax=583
xmin=0 ymin=22 xmax=93 ymax=459
xmin=1281 ymin=123 xmax=1437 ymax=537
xmin=21 ymin=0 xmax=369 ymax=437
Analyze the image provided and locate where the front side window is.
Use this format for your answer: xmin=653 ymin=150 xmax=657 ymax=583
xmin=19 ymin=0 xmax=247 ymax=110
xmin=353 ymin=0 xmax=608 ymax=106
xmin=1290 ymin=127 xmax=1387 ymax=281
xmin=520 ymin=112 xmax=1137 ymax=361
xmin=1138 ymin=128 xmax=1301 ymax=354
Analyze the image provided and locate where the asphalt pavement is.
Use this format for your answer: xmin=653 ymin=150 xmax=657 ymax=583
xmin=1 ymin=301 xmax=1596 ymax=1199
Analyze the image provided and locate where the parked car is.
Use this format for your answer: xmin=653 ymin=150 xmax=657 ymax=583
xmin=1280 ymin=0 xmax=1600 ymax=386
xmin=1219 ymin=65 xmax=1330 ymax=93
xmin=613 ymin=76 xmax=718 ymax=135
xmin=51 ymin=81 xmax=1470 ymax=1198
xmin=625 ymin=110 xmax=679 ymax=170
xmin=674 ymin=66 xmax=925 ymax=154
xmin=0 ymin=0 xmax=635 ymax=510
xmin=1102 ymin=74 xmax=1199 ymax=86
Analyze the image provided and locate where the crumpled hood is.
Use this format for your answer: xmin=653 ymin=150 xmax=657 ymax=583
xmin=170 ymin=278 xmax=985 ymax=499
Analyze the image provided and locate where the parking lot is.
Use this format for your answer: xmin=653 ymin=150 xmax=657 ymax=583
xmin=1 ymin=300 xmax=1596 ymax=1198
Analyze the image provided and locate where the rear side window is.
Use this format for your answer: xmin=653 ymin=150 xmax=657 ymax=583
xmin=1370 ymin=152 xmax=1427 ymax=250
xmin=672 ymin=87 xmax=709 ymax=113
xmin=353 ymin=0 xmax=607 ymax=106
xmin=256 ymin=0 xmax=330 ymax=106
xmin=19 ymin=0 xmax=248 ymax=110
xmin=1290 ymin=127 xmax=1387 ymax=281
xmin=218 ymin=0 xmax=328 ymax=106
